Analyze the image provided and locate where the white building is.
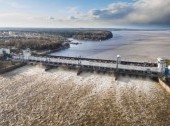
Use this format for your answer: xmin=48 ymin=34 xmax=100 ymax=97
xmin=23 ymin=48 xmax=31 ymax=59
xmin=168 ymin=66 xmax=170 ymax=77
xmin=0 ymin=48 xmax=10 ymax=55
xmin=157 ymin=57 xmax=166 ymax=73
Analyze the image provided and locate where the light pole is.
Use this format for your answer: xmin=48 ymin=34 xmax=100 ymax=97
xmin=116 ymin=55 xmax=121 ymax=72
xmin=78 ymin=56 xmax=81 ymax=66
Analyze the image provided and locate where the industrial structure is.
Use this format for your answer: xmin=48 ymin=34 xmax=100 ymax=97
xmin=0 ymin=46 xmax=168 ymax=95
xmin=157 ymin=57 xmax=170 ymax=81
xmin=0 ymin=47 xmax=169 ymax=93
xmin=10 ymin=49 xmax=170 ymax=81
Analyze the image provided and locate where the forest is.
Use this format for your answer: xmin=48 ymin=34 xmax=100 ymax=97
xmin=73 ymin=30 xmax=113 ymax=41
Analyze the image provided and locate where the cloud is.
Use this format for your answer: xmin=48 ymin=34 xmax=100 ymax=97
xmin=49 ymin=16 xmax=55 ymax=20
xmin=0 ymin=11 xmax=85 ymax=28
xmin=68 ymin=0 xmax=170 ymax=26
xmin=89 ymin=2 xmax=133 ymax=20
xmin=0 ymin=0 xmax=170 ymax=28
xmin=68 ymin=16 xmax=77 ymax=20
xmin=0 ymin=0 xmax=29 ymax=9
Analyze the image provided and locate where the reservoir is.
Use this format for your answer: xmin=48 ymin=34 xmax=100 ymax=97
xmin=51 ymin=30 xmax=170 ymax=62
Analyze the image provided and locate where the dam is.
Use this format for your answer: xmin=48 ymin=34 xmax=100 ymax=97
xmin=1 ymin=48 xmax=170 ymax=126
xmin=11 ymin=49 xmax=170 ymax=80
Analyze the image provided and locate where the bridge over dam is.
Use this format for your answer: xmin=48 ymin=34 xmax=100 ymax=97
xmin=12 ymin=54 xmax=161 ymax=79
xmin=47 ymin=55 xmax=158 ymax=67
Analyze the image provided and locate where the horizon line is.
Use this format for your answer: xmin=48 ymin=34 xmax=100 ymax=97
xmin=0 ymin=27 xmax=170 ymax=31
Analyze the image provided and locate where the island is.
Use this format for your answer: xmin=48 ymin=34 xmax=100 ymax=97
xmin=73 ymin=30 xmax=113 ymax=41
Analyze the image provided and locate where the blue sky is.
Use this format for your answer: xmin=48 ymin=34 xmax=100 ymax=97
xmin=0 ymin=0 xmax=170 ymax=28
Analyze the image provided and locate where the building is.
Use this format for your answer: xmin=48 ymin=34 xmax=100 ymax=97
xmin=157 ymin=57 xmax=170 ymax=80
xmin=0 ymin=48 xmax=10 ymax=55
xmin=23 ymin=48 xmax=31 ymax=59
xmin=157 ymin=57 xmax=167 ymax=73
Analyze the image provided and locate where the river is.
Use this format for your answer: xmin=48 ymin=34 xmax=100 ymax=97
xmin=0 ymin=66 xmax=170 ymax=126
xmin=51 ymin=30 xmax=170 ymax=62
xmin=1 ymin=30 xmax=170 ymax=126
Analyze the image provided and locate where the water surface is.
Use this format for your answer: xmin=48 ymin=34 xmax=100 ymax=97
xmin=51 ymin=30 xmax=170 ymax=61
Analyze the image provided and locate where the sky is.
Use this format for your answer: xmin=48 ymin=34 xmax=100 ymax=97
xmin=0 ymin=0 xmax=170 ymax=28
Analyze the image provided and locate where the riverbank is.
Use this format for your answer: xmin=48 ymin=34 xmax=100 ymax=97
xmin=32 ymin=43 xmax=70 ymax=56
xmin=0 ymin=65 xmax=170 ymax=126
xmin=0 ymin=61 xmax=26 ymax=74
xmin=159 ymin=79 xmax=170 ymax=94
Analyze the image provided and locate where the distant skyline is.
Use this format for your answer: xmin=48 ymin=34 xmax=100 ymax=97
xmin=0 ymin=0 xmax=170 ymax=28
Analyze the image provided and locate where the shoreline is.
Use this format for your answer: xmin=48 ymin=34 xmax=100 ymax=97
xmin=0 ymin=62 xmax=26 ymax=74
xmin=159 ymin=79 xmax=170 ymax=94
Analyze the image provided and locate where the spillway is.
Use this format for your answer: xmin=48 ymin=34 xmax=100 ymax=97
xmin=0 ymin=66 xmax=170 ymax=126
